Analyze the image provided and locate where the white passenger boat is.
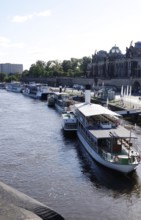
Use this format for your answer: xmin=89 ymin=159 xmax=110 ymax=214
xmin=53 ymin=92 xmax=74 ymax=113
xmin=0 ymin=83 xmax=6 ymax=89
xmin=6 ymin=81 xmax=22 ymax=93
xmin=47 ymin=94 xmax=55 ymax=107
xmin=62 ymin=111 xmax=77 ymax=133
xmin=22 ymin=83 xmax=49 ymax=100
xmin=74 ymin=85 xmax=141 ymax=173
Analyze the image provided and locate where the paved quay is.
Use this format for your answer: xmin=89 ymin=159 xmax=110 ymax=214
xmin=48 ymin=86 xmax=141 ymax=112
xmin=114 ymin=95 xmax=141 ymax=110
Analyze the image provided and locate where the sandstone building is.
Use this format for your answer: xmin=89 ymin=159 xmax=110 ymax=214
xmin=87 ymin=41 xmax=141 ymax=83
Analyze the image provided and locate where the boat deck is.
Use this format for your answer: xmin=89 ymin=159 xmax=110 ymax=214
xmin=88 ymin=125 xmax=136 ymax=139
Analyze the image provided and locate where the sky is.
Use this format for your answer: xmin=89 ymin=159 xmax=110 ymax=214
xmin=0 ymin=0 xmax=141 ymax=70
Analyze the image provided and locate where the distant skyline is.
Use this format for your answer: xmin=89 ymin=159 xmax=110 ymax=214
xmin=0 ymin=0 xmax=141 ymax=70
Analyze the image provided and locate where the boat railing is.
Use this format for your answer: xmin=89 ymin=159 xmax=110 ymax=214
xmin=98 ymin=148 xmax=113 ymax=161
xmin=118 ymin=138 xmax=140 ymax=155
xmin=79 ymin=128 xmax=98 ymax=153
xmin=100 ymin=122 xmax=112 ymax=129
xmin=65 ymin=123 xmax=77 ymax=129
xmin=99 ymin=149 xmax=123 ymax=163
xmin=86 ymin=118 xmax=117 ymax=129
xmin=99 ymin=147 xmax=140 ymax=165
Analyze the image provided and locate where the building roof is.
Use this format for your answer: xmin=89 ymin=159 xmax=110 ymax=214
xmin=75 ymin=103 xmax=120 ymax=117
xmin=109 ymin=45 xmax=122 ymax=54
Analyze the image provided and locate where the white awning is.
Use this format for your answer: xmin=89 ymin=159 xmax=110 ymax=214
xmin=75 ymin=103 xmax=120 ymax=117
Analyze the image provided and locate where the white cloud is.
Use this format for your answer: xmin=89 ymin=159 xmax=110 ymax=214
xmin=0 ymin=52 xmax=7 ymax=57
xmin=11 ymin=14 xmax=33 ymax=23
xmin=11 ymin=10 xmax=51 ymax=23
xmin=28 ymin=46 xmax=46 ymax=55
xmin=0 ymin=36 xmax=10 ymax=47
xmin=37 ymin=10 xmax=51 ymax=17
xmin=0 ymin=36 xmax=24 ymax=48
xmin=0 ymin=36 xmax=10 ymax=43
xmin=8 ymin=43 xmax=24 ymax=48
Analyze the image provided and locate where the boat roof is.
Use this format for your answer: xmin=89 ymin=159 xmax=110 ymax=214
xmin=89 ymin=125 xmax=137 ymax=139
xmin=62 ymin=112 xmax=76 ymax=120
xmin=75 ymin=103 xmax=120 ymax=117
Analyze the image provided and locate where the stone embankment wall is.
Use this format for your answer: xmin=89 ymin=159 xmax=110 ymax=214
xmin=21 ymin=76 xmax=139 ymax=90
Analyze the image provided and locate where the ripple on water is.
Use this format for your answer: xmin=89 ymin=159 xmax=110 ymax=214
xmin=0 ymin=91 xmax=141 ymax=220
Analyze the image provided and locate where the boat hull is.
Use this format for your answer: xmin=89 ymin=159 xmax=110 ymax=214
xmin=77 ymin=130 xmax=138 ymax=173
xmin=22 ymin=92 xmax=38 ymax=99
xmin=62 ymin=124 xmax=77 ymax=134
xmin=22 ymin=92 xmax=47 ymax=100
xmin=6 ymin=88 xmax=22 ymax=93
xmin=55 ymin=103 xmax=67 ymax=113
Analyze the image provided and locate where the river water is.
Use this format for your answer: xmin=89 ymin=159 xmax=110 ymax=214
xmin=0 ymin=90 xmax=141 ymax=220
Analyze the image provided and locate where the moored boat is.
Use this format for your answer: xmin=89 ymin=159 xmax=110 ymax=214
xmin=74 ymin=85 xmax=141 ymax=173
xmin=0 ymin=83 xmax=6 ymax=89
xmin=6 ymin=81 xmax=23 ymax=93
xmin=62 ymin=111 xmax=77 ymax=133
xmin=53 ymin=92 xmax=74 ymax=113
xmin=47 ymin=94 xmax=55 ymax=107
xmin=22 ymin=83 xmax=49 ymax=100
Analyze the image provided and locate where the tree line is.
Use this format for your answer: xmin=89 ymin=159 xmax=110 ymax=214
xmin=0 ymin=57 xmax=91 ymax=82
xmin=0 ymin=72 xmax=21 ymax=82
xmin=22 ymin=57 xmax=91 ymax=78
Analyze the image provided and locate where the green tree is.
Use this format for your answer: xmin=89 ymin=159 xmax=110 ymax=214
xmin=4 ymin=75 xmax=19 ymax=82
xmin=70 ymin=58 xmax=79 ymax=70
xmin=0 ymin=72 xmax=6 ymax=82
xmin=62 ymin=60 xmax=72 ymax=73
xmin=24 ymin=56 xmax=92 ymax=78
xmin=22 ymin=70 xmax=29 ymax=77
xmin=79 ymin=56 xmax=91 ymax=76
xmin=46 ymin=60 xmax=63 ymax=76
xmin=28 ymin=60 xmax=46 ymax=77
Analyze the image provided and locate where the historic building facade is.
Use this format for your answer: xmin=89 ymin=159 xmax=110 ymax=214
xmin=87 ymin=41 xmax=141 ymax=83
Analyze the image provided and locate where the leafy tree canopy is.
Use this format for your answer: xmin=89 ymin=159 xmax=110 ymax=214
xmin=22 ymin=56 xmax=91 ymax=78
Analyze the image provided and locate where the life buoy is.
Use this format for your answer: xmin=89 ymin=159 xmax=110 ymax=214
xmin=137 ymin=156 xmax=140 ymax=163
xmin=128 ymin=156 xmax=135 ymax=163
xmin=114 ymin=156 xmax=119 ymax=163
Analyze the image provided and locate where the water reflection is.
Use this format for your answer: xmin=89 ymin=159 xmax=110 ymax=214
xmin=63 ymin=133 xmax=141 ymax=197
xmin=79 ymin=142 xmax=141 ymax=191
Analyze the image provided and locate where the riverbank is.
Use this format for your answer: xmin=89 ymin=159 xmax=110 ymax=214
xmin=108 ymin=95 xmax=141 ymax=125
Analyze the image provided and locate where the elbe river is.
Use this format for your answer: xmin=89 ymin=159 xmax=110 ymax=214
xmin=0 ymin=90 xmax=141 ymax=220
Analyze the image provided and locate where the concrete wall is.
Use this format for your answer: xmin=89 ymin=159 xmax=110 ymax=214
xmin=21 ymin=76 xmax=141 ymax=91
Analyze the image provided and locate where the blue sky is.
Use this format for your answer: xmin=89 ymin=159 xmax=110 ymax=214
xmin=0 ymin=0 xmax=141 ymax=70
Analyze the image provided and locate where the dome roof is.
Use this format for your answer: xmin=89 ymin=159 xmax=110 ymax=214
xmin=97 ymin=50 xmax=107 ymax=57
xmin=109 ymin=45 xmax=121 ymax=54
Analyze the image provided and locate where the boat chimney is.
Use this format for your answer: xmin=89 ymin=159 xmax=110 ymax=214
xmin=85 ymin=84 xmax=91 ymax=104
xmin=59 ymin=86 xmax=62 ymax=93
